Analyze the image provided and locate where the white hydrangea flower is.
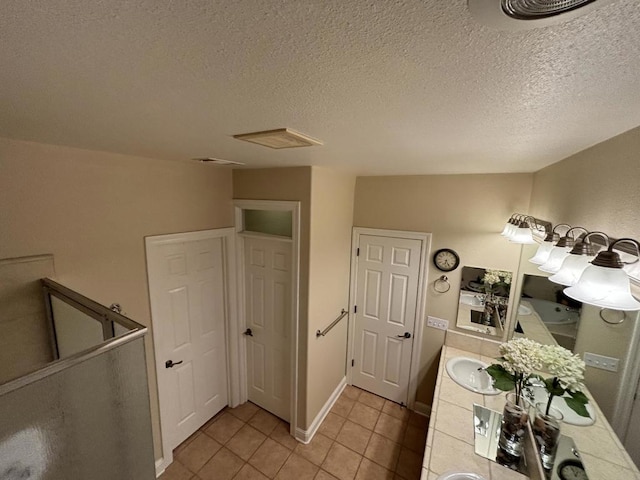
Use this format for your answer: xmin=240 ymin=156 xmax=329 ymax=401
xmin=498 ymin=338 xmax=544 ymax=376
xmin=539 ymin=344 xmax=585 ymax=392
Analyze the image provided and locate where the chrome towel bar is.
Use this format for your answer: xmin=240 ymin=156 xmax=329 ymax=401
xmin=316 ymin=309 xmax=348 ymax=337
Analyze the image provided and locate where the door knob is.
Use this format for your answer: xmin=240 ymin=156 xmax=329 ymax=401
xmin=397 ymin=332 xmax=412 ymax=339
xmin=244 ymin=328 xmax=253 ymax=337
xmin=165 ymin=359 xmax=183 ymax=368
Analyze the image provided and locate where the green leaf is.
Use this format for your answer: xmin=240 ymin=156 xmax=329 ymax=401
xmin=569 ymin=391 xmax=589 ymax=404
xmin=543 ymin=377 xmax=565 ymax=397
xmin=485 ymin=364 xmax=515 ymax=391
xmin=564 ymin=396 xmax=590 ymax=418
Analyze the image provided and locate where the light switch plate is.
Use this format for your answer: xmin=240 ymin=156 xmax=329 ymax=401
xmin=584 ymin=352 xmax=619 ymax=372
xmin=427 ymin=316 xmax=449 ymax=331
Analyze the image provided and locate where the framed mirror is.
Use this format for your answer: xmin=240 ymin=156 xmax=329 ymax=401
xmin=456 ymin=266 xmax=513 ymax=336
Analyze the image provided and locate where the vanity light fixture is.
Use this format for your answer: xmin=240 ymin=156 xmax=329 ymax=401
xmin=549 ymin=232 xmax=609 ymax=286
xmin=501 ymin=214 xmax=518 ymax=236
xmin=509 ymin=216 xmax=537 ymax=244
xmin=529 ymin=224 xmax=569 ymax=265
xmin=538 ymin=227 xmax=587 ymax=274
xmin=564 ymin=238 xmax=640 ymax=311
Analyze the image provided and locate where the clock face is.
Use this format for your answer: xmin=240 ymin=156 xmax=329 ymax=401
xmin=434 ymin=249 xmax=460 ymax=272
xmin=558 ymin=460 xmax=588 ymax=480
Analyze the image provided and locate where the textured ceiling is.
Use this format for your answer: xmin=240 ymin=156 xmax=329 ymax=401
xmin=1 ymin=0 xmax=639 ymax=175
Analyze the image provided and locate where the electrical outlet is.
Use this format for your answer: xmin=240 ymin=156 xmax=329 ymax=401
xmin=427 ymin=316 xmax=449 ymax=331
xmin=583 ymin=352 xmax=619 ymax=372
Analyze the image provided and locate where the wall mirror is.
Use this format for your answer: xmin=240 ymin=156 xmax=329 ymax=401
xmin=512 ymin=274 xmax=582 ymax=351
xmin=456 ymin=266 xmax=513 ymax=337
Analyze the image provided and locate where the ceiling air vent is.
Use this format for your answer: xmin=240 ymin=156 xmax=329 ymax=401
xmin=195 ymin=157 xmax=245 ymax=166
xmin=468 ymin=0 xmax=616 ymax=30
xmin=233 ymin=128 xmax=323 ymax=149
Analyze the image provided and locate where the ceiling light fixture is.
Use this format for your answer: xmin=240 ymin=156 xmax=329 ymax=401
xmin=564 ymin=238 xmax=640 ymax=311
xmin=548 ymin=232 xmax=609 ymax=286
xmin=468 ymin=0 xmax=616 ymax=31
xmin=233 ymin=128 xmax=323 ymax=149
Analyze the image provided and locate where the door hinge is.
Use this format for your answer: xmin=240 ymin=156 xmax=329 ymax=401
xmin=351 ymin=359 xmax=355 ymax=367
xmin=354 ymin=305 xmax=357 ymax=313
xmin=356 ymin=247 xmax=360 ymax=256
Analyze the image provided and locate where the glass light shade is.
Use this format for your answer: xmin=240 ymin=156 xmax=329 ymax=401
xmin=510 ymin=226 xmax=536 ymax=244
xmin=564 ymin=265 xmax=640 ymax=311
xmin=501 ymin=221 xmax=512 ymax=236
xmin=529 ymin=241 xmax=555 ymax=265
xmin=548 ymin=254 xmax=595 ymax=286
xmin=504 ymin=222 xmax=517 ymax=239
xmin=538 ymin=246 xmax=571 ymax=273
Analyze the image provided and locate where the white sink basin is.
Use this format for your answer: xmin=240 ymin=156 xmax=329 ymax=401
xmin=436 ymin=473 xmax=487 ymax=480
xmin=460 ymin=292 xmax=484 ymax=307
xmin=445 ymin=357 xmax=500 ymax=395
xmin=527 ymin=386 xmax=595 ymax=426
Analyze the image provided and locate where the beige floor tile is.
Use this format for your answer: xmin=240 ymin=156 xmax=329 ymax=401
xmin=374 ymin=413 xmax=406 ymax=443
xmin=321 ymin=443 xmax=363 ymax=480
xmin=176 ymin=430 xmax=203 ymax=454
xmin=318 ymin=412 xmax=346 ymax=439
xmin=348 ymin=403 xmax=380 ymax=430
xmin=159 ymin=461 xmax=193 ymax=480
xmin=271 ymin=421 xmax=300 ymax=450
xmin=228 ymin=401 xmax=260 ymax=422
xmin=198 ymin=448 xmax=245 ymax=480
xmin=227 ymin=424 xmax=267 ymax=461
xmin=355 ymin=457 xmax=394 ymax=480
xmin=315 ymin=470 xmax=340 ymax=480
xmin=332 ymin=395 xmax=356 ymax=418
xmin=402 ymin=425 xmax=427 ymax=453
xmin=276 ymin=453 xmax=319 ymax=480
xmin=382 ymin=401 xmax=410 ymax=422
xmin=364 ymin=433 xmax=401 ymax=471
xmin=204 ymin=411 xmax=244 ymax=444
xmin=342 ymin=385 xmax=362 ymax=401
xmin=335 ymin=421 xmax=372 ymax=455
xmin=234 ymin=463 xmax=271 ymax=480
xmin=175 ymin=432 xmax=222 ymax=473
xmin=295 ymin=433 xmax=334 ymax=465
xmin=249 ymin=437 xmax=292 ymax=478
xmin=249 ymin=409 xmax=280 ymax=436
xmin=394 ymin=447 xmax=422 ymax=480
xmin=358 ymin=391 xmax=385 ymax=410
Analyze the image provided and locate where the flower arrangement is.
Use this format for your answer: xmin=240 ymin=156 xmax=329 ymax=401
xmin=486 ymin=338 xmax=589 ymax=417
xmin=482 ymin=269 xmax=513 ymax=298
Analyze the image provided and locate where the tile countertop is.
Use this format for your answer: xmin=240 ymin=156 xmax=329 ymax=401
xmin=420 ymin=330 xmax=640 ymax=480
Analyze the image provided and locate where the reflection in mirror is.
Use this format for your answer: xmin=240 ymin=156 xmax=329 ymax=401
xmin=513 ymin=274 xmax=582 ymax=351
xmin=457 ymin=266 xmax=513 ymax=336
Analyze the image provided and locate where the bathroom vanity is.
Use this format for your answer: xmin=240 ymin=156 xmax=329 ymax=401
xmin=421 ymin=330 xmax=640 ymax=480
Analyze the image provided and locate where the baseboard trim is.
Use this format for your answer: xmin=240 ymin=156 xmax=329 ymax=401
xmin=413 ymin=401 xmax=431 ymax=418
xmin=295 ymin=376 xmax=347 ymax=444
xmin=155 ymin=457 xmax=169 ymax=478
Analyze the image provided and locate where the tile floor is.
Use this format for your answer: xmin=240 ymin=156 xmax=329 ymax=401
xmin=160 ymin=385 xmax=429 ymax=480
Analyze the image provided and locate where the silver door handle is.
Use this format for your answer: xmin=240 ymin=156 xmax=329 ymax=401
xmin=397 ymin=332 xmax=412 ymax=339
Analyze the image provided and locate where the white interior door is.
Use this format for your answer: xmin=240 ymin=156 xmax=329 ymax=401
xmin=147 ymin=233 xmax=229 ymax=451
xmin=244 ymin=235 xmax=291 ymax=421
xmin=352 ymin=234 xmax=422 ymax=404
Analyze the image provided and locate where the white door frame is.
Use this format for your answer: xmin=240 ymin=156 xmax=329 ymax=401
xmin=233 ymin=200 xmax=300 ymax=436
xmin=146 ymin=227 xmax=239 ymax=475
xmin=347 ymin=227 xmax=431 ymax=409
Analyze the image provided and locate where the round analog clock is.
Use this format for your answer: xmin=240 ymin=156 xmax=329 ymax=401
xmin=433 ymin=248 xmax=460 ymax=272
xmin=557 ymin=460 xmax=588 ymax=480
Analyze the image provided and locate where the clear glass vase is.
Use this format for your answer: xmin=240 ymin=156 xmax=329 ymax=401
xmin=498 ymin=392 xmax=529 ymax=459
xmin=532 ymin=402 xmax=563 ymax=470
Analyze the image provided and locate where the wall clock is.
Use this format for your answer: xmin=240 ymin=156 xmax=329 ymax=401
xmin=433 ymin=248 xmax=460 ymax=272
xmin=557 ymin=459 xmax=588 ymax=480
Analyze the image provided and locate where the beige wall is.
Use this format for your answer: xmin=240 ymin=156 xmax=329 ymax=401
xmin=233 ymin=167 xmax=313 ymax=426
xmin=307 ymin=167 xmax=355 ymax=427
xmin=353 ymin=173 xmax=533 ymax=406
xmin=0 ymin=137 xmax=234 ymax=458
xmin=529 ymin=125 xmax=640 ymax=421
